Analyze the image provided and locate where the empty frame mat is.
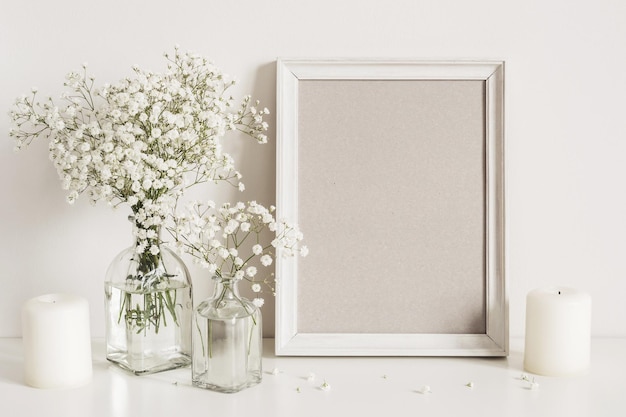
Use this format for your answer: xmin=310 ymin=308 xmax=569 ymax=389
xmin=276 ymin=60 xmax=506 ymax=356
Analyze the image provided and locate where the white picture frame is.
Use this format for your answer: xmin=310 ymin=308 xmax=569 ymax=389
xmin=275 ymin=59 xmax=506 ymax=356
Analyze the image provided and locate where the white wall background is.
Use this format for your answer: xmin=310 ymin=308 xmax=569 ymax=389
xmin=1 ymin=0 xmax=625 ymax=339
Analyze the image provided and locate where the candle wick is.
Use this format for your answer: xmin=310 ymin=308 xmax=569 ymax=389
xmin=558 ymin=291 xmax=561 ymax=295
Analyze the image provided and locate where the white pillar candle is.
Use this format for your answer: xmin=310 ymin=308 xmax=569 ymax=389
xmin=22 ymin=293 xmax=92 ymax=389
xmin=524 ymin=287 xmax=591 ymax=376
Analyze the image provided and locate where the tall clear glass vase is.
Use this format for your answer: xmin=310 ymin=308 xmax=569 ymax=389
xmin=104 ymin=220 xmax=193 ymax=375
xmin=192 ymin=274 xmax=262 ymax=393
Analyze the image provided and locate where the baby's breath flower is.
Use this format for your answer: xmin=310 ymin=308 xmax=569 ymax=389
xmin=168 ymin=201 xmax=305 ymax=301
xmin=260 ymin=255 xmax=273 ymax=267
xmin=9 ymin=47 xmax=270 ymax=258
xmin=246 ymin=266 xmax=257 ymax=278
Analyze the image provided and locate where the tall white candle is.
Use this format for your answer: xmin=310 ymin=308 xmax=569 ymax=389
xmin=22 ymin=293 xmax=92 ymax=389
xmin=524 ymin=287 xmax=591 ymax=376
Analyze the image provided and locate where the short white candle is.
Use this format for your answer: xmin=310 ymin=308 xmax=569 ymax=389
xmin=22 ymin=293 xmax=92 ymax=389
xmin=524 ymin=287 xmax=591 ymax=377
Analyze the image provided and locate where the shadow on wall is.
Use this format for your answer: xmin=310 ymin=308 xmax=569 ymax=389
xmin=242 ymin=61 xmax=278 ymax=338
xmin=189 ymin=61 xmax=280 ymax=338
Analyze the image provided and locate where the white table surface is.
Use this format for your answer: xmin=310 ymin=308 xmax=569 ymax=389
xmin=0 ymin=338 xmax=624 ymax=417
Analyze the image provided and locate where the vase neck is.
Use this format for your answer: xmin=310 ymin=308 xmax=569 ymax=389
xmin=213 ymin=276 xmax=241 ymax=300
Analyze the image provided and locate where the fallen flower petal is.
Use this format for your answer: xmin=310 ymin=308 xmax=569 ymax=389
xmin=418 ymin=385 xmax=432 ymax=394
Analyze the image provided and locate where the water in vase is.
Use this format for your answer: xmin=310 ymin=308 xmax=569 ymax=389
xmin=105 ymin=281 xmax=192 ymax=374
xmin=192 ymin=298 xmax=262 ymax=393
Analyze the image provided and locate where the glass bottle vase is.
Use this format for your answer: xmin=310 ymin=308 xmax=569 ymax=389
xmin=192 ymin=274 xmax=262 ymax=393
xmin=104 ymin=223 xmax=193 ymax=375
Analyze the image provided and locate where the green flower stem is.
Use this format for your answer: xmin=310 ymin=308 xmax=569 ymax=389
xmin=208 ymin=319 xmax=213 ymax=359
xmin=117 ymin=220 xmax=181 ymax=335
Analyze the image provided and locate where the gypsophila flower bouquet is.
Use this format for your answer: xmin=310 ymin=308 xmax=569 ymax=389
xmin=8 ymin=48 xmax=269 ymax=373
xmin=169 ymin=200 xmax=307 ymax=307
xmin=171 ymin=200 xmax=306 ymax=392
xmin=9 ymin=46 xmax=268 ymax=257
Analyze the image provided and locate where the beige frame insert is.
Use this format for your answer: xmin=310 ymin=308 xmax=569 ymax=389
xmin=275 ymin=59 xmax=506 ymax=356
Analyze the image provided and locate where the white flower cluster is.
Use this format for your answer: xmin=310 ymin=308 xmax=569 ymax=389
xmin=8 ymin=47 xmax=269 ymax=255
xmin=170 ymin=200 xmax=307 ymax=303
